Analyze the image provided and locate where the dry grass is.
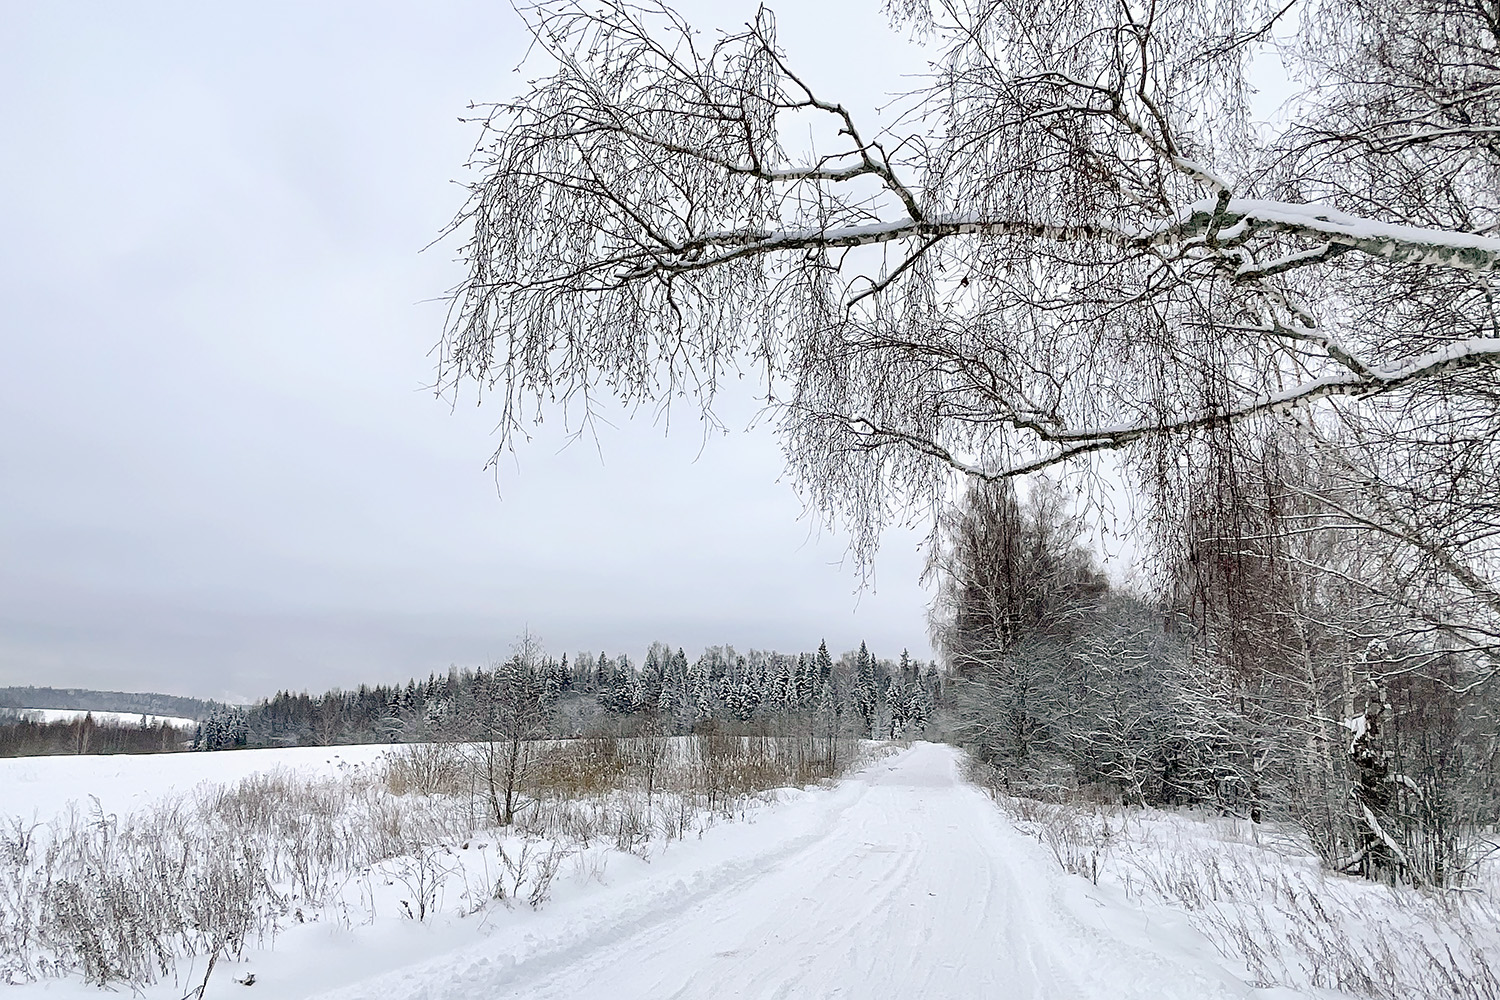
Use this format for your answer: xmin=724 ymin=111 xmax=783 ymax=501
xmin=966 ymin=757 xmax=1500 ymax=1000
xmin=1 ymin=732 xmax=865 ymax=990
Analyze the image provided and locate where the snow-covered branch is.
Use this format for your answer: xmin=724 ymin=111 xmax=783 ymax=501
xmin=445 ymin=0 xmax=1500 ymax=582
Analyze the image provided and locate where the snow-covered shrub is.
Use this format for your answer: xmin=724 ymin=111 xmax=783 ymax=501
xmin=382 ymin=739 xmax=466 ymax=797
xmin=1115 ymin=814 xmax=1500 ymax=1000
xmin=972 ymin=756 xmax=1500 ymax=1000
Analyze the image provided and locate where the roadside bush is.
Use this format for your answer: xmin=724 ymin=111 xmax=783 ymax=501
xmin=967 ymin=756 xmax=1500 ymax=1000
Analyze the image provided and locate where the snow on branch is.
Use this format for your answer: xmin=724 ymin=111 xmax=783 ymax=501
xmin=445 ymin=0 xmax=1500 ymax=564
xmin=1172 ymin=199 xmax=1500 ymax=274
xmin=831 ymin=339 xmax=1500 ymax=482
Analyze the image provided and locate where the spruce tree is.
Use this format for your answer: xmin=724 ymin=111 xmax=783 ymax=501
xmin=887 ymin=675 xmax=908 ymax=738
xmin=854 ymin=641 xmax=879 ymax=738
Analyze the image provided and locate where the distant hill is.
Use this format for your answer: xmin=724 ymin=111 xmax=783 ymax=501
xmin=0 ymin=687 xmax=219 ymax=722
xmin=0 ymin=707 xmax=198 ymax=728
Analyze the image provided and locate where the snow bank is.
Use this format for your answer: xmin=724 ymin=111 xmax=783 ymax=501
xmin=988 ymin=787 xmax=1500 ymax=1000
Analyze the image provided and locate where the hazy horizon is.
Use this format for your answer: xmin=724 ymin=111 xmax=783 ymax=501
xmin=1 ymin=1 xmax=948 ymax=703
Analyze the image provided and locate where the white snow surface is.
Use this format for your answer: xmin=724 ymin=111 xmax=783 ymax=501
xmin=3 ymin=742 xmax=1310 ymax=1000
xmin=313 ymin=743 xmax=1298 ymax=1000
xmin=0 ymin=743 xmax=389 ymax=821
xmin=3 ymin=707 xmax=197 ymax=729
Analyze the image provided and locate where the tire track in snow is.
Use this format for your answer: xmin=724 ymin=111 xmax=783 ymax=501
xmin=309 ymin=772 xmax=876 ymax=1000
xmin=312 ymin=744 xmax=1304 ymax=1000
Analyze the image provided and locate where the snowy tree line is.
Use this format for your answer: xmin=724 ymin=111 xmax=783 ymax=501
xmin=0 ymin=686 xmax=216 ymax=720
xmin=0 ymin=715 xmax=185 ymax=758
xmin=193 ymin=640 xmax=942 ymax=751
xmin=940 ymin=478 xmax=1500 ymax=890
xmin=0 ymin=688 xmax=216 ymax=757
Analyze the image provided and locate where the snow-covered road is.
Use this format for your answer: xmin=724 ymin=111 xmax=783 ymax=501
xmin=314 ymin=743 xmax=1293 ymax=1000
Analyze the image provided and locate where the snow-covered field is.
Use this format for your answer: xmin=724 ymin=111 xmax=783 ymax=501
xmin=1 ymin=707 xmax=197 ymax=729
xmin=0 ymin=743 xmax=388 ymax=822
xmin=1 ymin=738 xmax=869 ymax=998
xmin=0 ymin=741 xmax=1333 ymax=1000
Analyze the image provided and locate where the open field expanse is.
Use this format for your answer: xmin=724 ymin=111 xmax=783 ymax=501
xmin=0 ymin=743 xmax=391 ymax=822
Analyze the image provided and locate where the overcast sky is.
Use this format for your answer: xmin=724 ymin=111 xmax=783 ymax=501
xmin=0 ymin=0 xmax=962 ymax=702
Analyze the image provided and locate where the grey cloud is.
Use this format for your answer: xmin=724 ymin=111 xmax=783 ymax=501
xmin=0 ymin=0 xmax=935 ymax=700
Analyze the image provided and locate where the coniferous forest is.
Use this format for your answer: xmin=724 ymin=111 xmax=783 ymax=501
xmin=190 ymin=640 xmax=943 ymax=751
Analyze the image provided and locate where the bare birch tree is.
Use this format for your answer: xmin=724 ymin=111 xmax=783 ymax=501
xmin=440 ymin=0 xmax=1499 ymax=560
xmin=470 ymin=629 xmax=554 ymax=826
xmin=440 ymin=0 xmax=1500 ymax=879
